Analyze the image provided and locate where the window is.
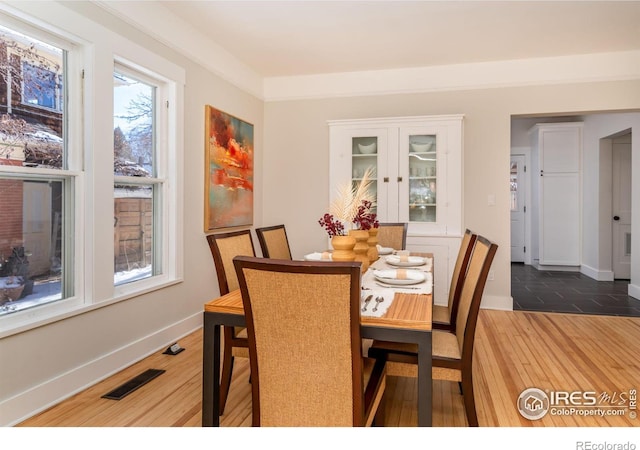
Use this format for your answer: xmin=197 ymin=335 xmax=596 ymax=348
xmin=0 ymin=24 xmax=71 ymax=317
xmin=113 ymin=68 xmax=160 ymax=286
xmin=0 ymin=11 xmax=184 ymax=334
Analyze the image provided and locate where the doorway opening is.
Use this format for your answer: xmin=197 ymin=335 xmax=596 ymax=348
xmin=510 ymin=112 xmax=639 ymax=317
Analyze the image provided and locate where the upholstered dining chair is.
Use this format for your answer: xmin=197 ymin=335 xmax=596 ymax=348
xmin=377 ymin=222 xmax=408 ymax=250
xmin=233 ymin=255 xmax=387 ymax=427
xmin=433 ymin=229 xmax=477 ymax=332
xmin=206 ymin=229 xmax=256 ymax=415
xmin=255 ymin=224 xmax=292 ymax=260
xmin=368 ymin=235 xmax=498 ymax=427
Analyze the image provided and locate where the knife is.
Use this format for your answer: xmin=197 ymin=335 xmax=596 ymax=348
xmin=361 ymin=294 xmax=373 ymax=311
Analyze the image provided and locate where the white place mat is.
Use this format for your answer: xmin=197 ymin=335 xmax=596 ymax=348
xmin=359 ymin=290 xmax=395 ymax=317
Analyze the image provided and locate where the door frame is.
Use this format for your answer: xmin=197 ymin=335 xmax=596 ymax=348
xmin=598 ymin=129 xmax=632 ymax=282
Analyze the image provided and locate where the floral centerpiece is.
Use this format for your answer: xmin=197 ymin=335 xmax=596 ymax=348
xmin=318 ymin=167 xmax=375 ymax=236
xmin=318 ymin=167 xmax=375 ymax=263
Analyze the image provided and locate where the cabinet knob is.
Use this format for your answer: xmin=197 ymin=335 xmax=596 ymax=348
xmin=397 ymin=176 xmax=403 ymax=182
xmin=383 ymin=177 xmax=389 ymax=183
xmin=613 ymin=216 xmax=620 ymax=221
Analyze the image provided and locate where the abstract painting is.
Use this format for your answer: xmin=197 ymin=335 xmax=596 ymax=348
xmin=204 ymin=105 xmax=254 ymax=231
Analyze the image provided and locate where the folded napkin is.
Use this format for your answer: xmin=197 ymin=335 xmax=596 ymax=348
xmin=303 ymin=252 xmax=332 ymax=261
xmin=385 ymin=255 xmax=427 ymax=266
xmin=372 ymin=269 xmax=425 ymax=282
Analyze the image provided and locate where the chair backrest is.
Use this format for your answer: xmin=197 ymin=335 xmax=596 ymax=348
xmin=255 ymin=224 xmax=292 ymax=260
xmin=377 ymin=223 xmax=408 ymax=250
xmin=454 ymin=235 xmax=498 ymax=363
xmin=447 ymin=229 xmax=478 ymax=328
xmin=233 ymin=255 xmax=365 ymax=426
xmin=206 ymin=229 xmax=256 ymax=295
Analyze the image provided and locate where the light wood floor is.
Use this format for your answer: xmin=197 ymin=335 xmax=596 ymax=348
xmin=19 ymin=310 xmax=640 ymax=427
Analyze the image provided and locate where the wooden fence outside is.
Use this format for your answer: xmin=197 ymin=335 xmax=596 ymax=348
xmin=114 ymin=198 xmax=152 ymax=273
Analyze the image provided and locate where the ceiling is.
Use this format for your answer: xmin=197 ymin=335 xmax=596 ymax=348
xmin=159 ymin=1 xmax=640 ymax=78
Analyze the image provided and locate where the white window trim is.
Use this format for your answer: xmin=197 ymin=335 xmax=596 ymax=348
xmin=0 ymin=5 xmax=185 ymax=338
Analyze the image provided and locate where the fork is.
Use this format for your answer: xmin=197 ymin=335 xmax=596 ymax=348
xmin=372 ymin=296 xmax=384 ymax=312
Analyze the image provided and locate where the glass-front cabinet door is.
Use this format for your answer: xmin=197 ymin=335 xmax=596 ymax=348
xmin=406 ymin=133 xmax=438 ymax=223
xmin=329 ymin=126 xmax=392 ymax=222
xmin=351 ymin=136 xmax=379 ymax=215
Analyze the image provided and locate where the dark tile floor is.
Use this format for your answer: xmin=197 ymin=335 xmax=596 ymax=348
xmin=511 ymin=263 xmax=640 ymax=317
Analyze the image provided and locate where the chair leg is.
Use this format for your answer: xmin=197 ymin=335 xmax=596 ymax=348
xmin=219 ymin=351 xmax=235 ymax=415
xmin=461 ymin=374 xmax=478 ymax=427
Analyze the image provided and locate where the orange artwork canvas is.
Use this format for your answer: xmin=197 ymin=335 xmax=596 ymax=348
xmin=204 ymin=105 xmax=254 ymax=231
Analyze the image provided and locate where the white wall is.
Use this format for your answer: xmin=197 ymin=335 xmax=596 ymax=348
xmin=0 ymin=2 xmax=263 ymax=426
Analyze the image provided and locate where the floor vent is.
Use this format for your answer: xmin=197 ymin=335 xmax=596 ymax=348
xmin=102 ymin=368 xmax=165 ymax=400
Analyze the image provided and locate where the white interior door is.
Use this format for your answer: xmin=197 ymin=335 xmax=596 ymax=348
xmin=510 ymin=155 xmax=525 ymax=262
xmin=612 ymin=134 xmax=631 ymax=279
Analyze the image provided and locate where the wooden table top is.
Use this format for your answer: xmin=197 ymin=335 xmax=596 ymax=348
xmin=205 ymin=283 xmax=432 ymax=331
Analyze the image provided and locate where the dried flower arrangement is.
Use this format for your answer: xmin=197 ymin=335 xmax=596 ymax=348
xmin=319 ymin=167 xmax=376 ymax=237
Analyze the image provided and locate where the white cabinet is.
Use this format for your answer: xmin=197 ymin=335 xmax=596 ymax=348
xmin=530 ymin=122 xmax=583 ymax=266
xmin=328 ymin=115 xmax=464 ymax=305
xmin=328 ymin=115 xmax=463 ymax=236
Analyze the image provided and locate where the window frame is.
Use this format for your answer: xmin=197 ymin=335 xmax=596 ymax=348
xmin=0 ymin=9 xmax=184 ymax=337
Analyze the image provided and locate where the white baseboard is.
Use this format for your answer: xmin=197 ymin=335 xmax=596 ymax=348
xmin=0 ymin=312 xmax=202 ymax=427
xmin=480 ymin=294 xmax=513 ymax=311
xmin=629 ymin=284 xmax=640 ymax=300
xmin=534 ymin=262 xmax=581 ymax=272
xmin=580 ymin=264 xmax=615 ymax=281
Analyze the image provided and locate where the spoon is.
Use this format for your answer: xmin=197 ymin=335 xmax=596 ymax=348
xmin=372 ymin=296 xmax=384 ymax=312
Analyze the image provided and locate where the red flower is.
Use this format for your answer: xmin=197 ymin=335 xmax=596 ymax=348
xmin=352 ymin=200 xmax=379 ymax=230
xmin=318 ymin=213 xmax=346 ymax=237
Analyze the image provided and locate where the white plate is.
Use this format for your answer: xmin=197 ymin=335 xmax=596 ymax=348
xmin=377 ymin=246 xmax=394 ymax=255
xmin=373 ymin=269 xmax=425 ymax=285
xmin=303 ymin=252 xmax=332 ymax=261
xmin=385 ymin=255 xmax=427 ymax=267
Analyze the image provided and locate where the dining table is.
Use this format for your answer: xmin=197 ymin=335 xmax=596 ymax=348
xmin=202 ymin=252 xmax=433 ymax=427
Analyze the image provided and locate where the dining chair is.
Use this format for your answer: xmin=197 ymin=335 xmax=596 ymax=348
xmin=433 ymin=229 xmax=477 ymax=332
xmin=368 ymin=235 xmax=498 ymax=427
xmin=206 ymin=229 xmax=256 ymax=415
xmin=376 ymin=222 xmax=408 ymax=250
xmin=255 ymin=224 xmax=292 ymax=260
xmin=233 ymin=255 xmax=387 ymax=426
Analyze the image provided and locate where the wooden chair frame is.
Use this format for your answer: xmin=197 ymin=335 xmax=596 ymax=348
xmin=206 ymin=229 xmax=255 ymax=415
xmin=255 ymin=224 xmax=292 ymax=259
xmin=233 ymin=255 xmax=386 ymax=426
xmin=368 ymin=235 xmax=498 ymax=427
xmin=377 ymin=222 xmax=408 ymax=250
xmin=433 ymin=229 xmax=477 ymax=332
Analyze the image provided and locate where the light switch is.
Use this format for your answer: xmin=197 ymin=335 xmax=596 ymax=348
xmin=488 ymin=194 xmax=496 ymax=206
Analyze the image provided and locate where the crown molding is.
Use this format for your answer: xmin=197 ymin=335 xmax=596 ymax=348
xmin=93 ymin=2 xmax=640 ymax=103
xmin=263 ymin=50 xmax=640 ymax=101
xmin=94 ymin=1 xmax=264 ymax=99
